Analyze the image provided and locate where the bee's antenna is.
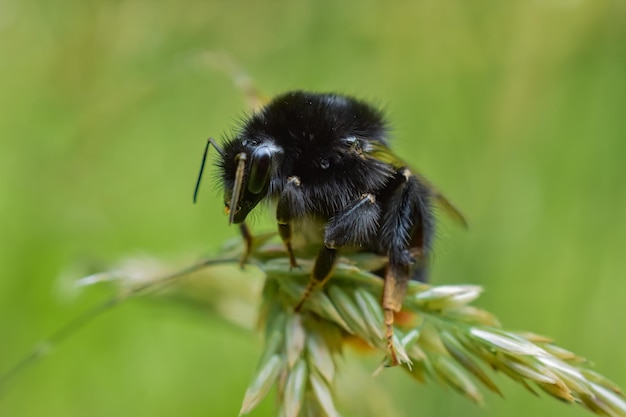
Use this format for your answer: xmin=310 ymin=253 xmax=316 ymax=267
xmin=229 ymin=153 xmax=247 ymax=225
xmin=193 ymin=138 xmax=223 ymax=204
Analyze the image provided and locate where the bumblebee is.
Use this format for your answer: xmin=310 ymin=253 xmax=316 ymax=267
xmin=195 ymin=91 xmax=465 ymax=364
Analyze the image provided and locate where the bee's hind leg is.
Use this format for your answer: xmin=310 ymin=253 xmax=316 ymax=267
xmin=379 ymin=169 xmax=434 ymax=365
xmin=382 ymin=264 xmax=411 ymax=366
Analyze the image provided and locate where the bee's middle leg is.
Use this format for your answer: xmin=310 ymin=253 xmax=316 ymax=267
xmin=295 ymin=246 xmax=337 ymax=312
xmin=295 ymin=193 xmax=380 ymax=311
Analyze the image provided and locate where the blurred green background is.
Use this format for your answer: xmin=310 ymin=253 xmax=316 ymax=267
xmin=1 ymin=0 xmax=625 ymax=416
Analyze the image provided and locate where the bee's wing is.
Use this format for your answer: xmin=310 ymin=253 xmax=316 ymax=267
xmin=412 ymin=171 xmax=468 ymax=229
xmin=370 ymin=142 xmax=468 ymax=229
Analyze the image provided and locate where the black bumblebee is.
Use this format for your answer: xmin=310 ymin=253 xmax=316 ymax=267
xmin=195 ymin=91 xmax=465 ymax=363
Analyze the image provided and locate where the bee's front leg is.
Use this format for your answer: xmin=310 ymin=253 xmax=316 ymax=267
xmin=276 ymin=176 xmax=306 ymax=269
xmin=238 ymin=222 xmax=253 ymax=268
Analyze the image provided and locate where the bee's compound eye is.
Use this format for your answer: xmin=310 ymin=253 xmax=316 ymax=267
xmin=248 ymin=147 xmax=272 ymax=194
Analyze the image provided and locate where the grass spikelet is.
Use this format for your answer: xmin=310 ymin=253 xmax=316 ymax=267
xmin=433 ymin=355 xmax=484 ymax=405
xmin=440 ymin=331 xmax=502 ymax=396
xmin=16 ymin=235 xmax=621 ymax=417
xmin=239 ymin=354 xmax=284 ymax=415
xmin=232 ymin=237 xmax=626 ymax=416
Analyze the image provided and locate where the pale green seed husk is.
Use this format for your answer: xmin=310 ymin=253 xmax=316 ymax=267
xmin=282 ymin=359 xmax=308 ymax=417
xmin=240 ymin=354 xmax=284 ymax=415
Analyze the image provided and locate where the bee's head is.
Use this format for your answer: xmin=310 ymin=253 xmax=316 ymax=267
xmin=221 ymin=138 xmax=276 ymax=224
